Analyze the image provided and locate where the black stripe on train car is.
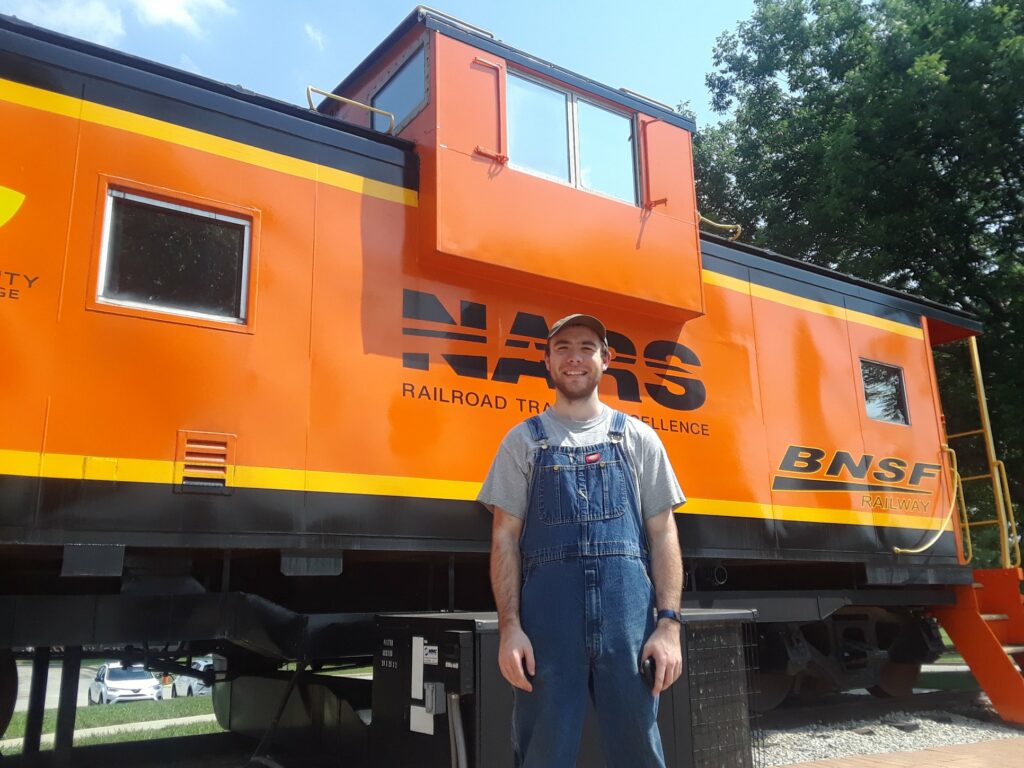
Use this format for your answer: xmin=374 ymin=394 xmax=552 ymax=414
xmin=0 ymin=476 xmax=959 ymax=568
xmin=0 ymin=476 xmax=491 ymax=552
xmin=676 ymin=512 xmax=959 ymax=566
xmin=701 ymin=235 xmax=983 ymax=334
xmin=0 ymin=15 xmax=418 ymax=192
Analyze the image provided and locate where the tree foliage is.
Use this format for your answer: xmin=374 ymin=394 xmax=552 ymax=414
xmin=697 ymin=0 xmax=1024 ymax=541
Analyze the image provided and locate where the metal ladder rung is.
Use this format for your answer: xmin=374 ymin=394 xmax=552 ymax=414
xmin=940 ymin=336 xmax=1020 ymax=570
xmin=948 ymin=429 xmax=985 ymax=439
xmin=982 ymin=614 xmax=1010 ymax=622
xmin=1003 ymin=645 xmax=1024 ymax=655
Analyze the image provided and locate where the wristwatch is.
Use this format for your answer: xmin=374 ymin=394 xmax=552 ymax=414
xmin=656 ymin=609 xmax=682 ymax=624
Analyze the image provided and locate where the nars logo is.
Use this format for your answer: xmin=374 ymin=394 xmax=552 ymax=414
xmin=401 ymin=289 xmax=706 ymax=412
xmin=773 ymin=445 xmax=941 ymax=495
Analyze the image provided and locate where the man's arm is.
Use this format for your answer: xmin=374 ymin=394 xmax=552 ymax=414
xmin=490 ymin=505 xmax=535 ymax=692
xmin=640 ymin=508 xmax=684 ymax=694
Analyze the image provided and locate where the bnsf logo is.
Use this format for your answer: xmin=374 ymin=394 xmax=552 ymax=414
xmin=401 ymin=290 xmax=706 ymax=412
xmin=773 ymin=445 xmax=941 ymax=495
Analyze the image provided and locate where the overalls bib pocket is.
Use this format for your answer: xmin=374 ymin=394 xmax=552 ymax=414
xmin=537 ymin=453 xmax=628 ymax=526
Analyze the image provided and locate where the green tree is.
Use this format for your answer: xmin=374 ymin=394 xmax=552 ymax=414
xmin=697 ymin=0 xmax=1024 ymax=560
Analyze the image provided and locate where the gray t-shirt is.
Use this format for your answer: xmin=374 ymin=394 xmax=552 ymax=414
xmin=478 ymin=405 xmax=685 ymax=520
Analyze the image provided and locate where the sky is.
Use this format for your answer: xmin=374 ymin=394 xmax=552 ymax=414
xmin=2 ymin=0 xmax=756 ymax=128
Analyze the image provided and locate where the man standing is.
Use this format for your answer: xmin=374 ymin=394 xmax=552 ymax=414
xmin=479 ymin=313 xmax=685 ymax=767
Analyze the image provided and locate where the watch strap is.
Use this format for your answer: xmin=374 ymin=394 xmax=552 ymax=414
xmin=656 ymin=609 xmax=682 ymax=624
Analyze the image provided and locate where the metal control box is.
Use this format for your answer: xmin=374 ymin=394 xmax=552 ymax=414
xmin=371 ymin=610 xmax=759 ymax=768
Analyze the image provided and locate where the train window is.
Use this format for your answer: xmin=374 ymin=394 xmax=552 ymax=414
xmin=98 ymin=190 xmax=250 ymax=323
xmin=577 ymin=100 xmax=637 ymax=204
xmin=507 ymin=71 xmax=637 ymax=204
xmin=507 ymin=72 xmax=571 ymax=182
xmin=860 ymin=360 xmax=910 ymax=425
xmin=371 ymin=45 xmax=427 ymax=133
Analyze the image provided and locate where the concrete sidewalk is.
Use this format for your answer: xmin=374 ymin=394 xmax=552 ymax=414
xmin=791 ymin=735 xmax=1024 ymax=767
xmin=0 ymin=714 xmax=218 ymax=751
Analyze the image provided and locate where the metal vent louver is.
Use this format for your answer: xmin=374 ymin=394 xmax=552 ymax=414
xmin=175 ymin=431 xmax=235 ymax=492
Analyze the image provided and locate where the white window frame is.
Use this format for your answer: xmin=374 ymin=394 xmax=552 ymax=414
xmin=97 ymin=189 xmax=252 ymax=325
xmin=506 ymin=70 xmax=639 ymax=206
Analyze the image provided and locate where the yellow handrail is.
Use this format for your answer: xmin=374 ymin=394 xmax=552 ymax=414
xmin=306 ymin=86 xmax=396 ymax=135
xmin=698 ymin=213 xmax=743 ymax=241
xmin=894 ymin=445 xmax=969 ymax=560
xmin=996 ymin=460 xmax=1021 ymax=567
xmin=943 ymin=337 xmax=1018 ymax=568
xmin=967 ymin=336 xmax=1014 ymax=567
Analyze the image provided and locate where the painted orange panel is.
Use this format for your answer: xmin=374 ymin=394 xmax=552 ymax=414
xmin=674 ymin=276 xmax=773 ymax=524
xmin=431 ymin=36 xmax=703 ymax=317
xmin=752 ymin=289 xmax=871 ymax=543
xmin=848 ymin=310 xmax=954 ymax=548
xmin=43 ymin=119 xmax=315 ymax=470
xmin=0 ymin=98 xmax=78 ymax=455
xmin=639 ymin=116 xmax=698 ymax=224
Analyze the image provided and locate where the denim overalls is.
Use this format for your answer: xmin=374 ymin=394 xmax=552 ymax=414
xmin=513 ymin=410 xmax=665 ymax=768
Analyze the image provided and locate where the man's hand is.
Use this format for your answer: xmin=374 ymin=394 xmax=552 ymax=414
xmin=641 ymin=621 xmax=682 ymax=695
xmin=642 ymin=508 xmax=684 ymax=694
xmin=498 ymin=624 xmax=536 ymax=692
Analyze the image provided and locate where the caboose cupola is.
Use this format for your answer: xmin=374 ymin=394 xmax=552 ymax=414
xmin=322 ymin=6 xmax=705 ymax=320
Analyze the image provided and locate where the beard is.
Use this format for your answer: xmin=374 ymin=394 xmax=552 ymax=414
xmin=552 ymin=372 xmax=601 ymax=403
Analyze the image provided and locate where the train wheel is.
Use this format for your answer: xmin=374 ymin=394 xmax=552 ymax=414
xmin=0 ymin=650 xmax=15 ymax=738
xmin=868 ymin=661 xmax=921 ymax=698
xmin=752 ymin=670 xmax=793 ymax=712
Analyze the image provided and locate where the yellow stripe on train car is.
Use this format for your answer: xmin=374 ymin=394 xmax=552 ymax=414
xmin=0 ymin=78 xmax=418 ymax=207
xmin=0 ymin=449 xmax=951 ymax=531
xmin=701 ymin=269 xmax=925 ymax=340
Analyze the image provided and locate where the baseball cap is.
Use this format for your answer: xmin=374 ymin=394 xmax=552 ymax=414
xmin=547 ymin=313 xmax=608 ymax=345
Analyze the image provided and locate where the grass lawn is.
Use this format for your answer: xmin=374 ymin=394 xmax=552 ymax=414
xmin=937 ymin=628 xmax=966 ymax=664
xmin=2 ymin=719 xmax=223 ymax=756
xmin=5 ymin=695 xmax=215 ymax=741
xmin=72 ymin=718 xmax=224 ymax=747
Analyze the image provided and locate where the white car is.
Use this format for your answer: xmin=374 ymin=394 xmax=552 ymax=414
xmin=88 ymin=664 xmax=162 ymax=705
xmin=171 ymin=657 xmax=214 ymax=697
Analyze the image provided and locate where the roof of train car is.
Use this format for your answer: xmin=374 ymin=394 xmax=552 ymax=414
xmin=325 ymin=6 xmax=697 ymax=134
xmin=701 ymin=233 xmax=983 ymax=334
xmin=0 ymin=12 xmax=419 ymax=185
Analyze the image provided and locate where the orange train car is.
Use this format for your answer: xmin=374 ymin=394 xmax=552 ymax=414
xmin=0 ymin=6 xmax=1018 ymax=738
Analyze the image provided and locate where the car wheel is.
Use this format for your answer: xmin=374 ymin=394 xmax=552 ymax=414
xmin=186 ymin=686 xmax=193 ymax=697
xmin=87 ymin=691 xmax=95 ymax=706
xmin=171 ymin=684 xmax=177 ymax=698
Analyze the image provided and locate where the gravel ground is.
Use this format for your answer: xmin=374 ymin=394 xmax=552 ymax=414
xmin=762 ymin=708 xmax=1024 ymax=765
